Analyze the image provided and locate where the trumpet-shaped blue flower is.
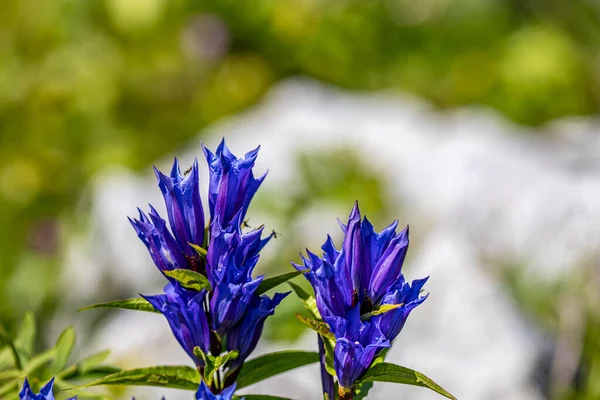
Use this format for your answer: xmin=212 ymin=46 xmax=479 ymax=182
xmin=143 ymin=284 xmax=211 ymax=366
xmin=203 ymin=139 xmax=266 ymax=228
xmin=19 ymin=378 xmax=77 ymax=400
xmin=129 ymin=159 xmax=205 ymax=273
xmin=196 ymin=381 xmax=239 ymax=400
xmin=226 ymin=292 xmax=289 ymax=370
xmin=325 ymin=308 xmax=390 ymax=389
xmin=294 ymin=202 xmax=428 ymax=390
xmin=206 ymin=214 xmax=273 ymax=334
xmin=154 ymin=159 xmax=205 ymax=257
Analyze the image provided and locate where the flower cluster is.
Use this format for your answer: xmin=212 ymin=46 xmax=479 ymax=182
xmin=130 ymin=140 xmax=288 ymax=397
xmin=294 ymin=202 xmax=428 ymax=397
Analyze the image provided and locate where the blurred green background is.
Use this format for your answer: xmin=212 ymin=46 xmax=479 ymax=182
xmin=1 ymin=0 xmax=599 ymax=398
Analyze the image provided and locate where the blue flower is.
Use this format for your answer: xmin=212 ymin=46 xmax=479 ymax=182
xmin=196 ymin=381 xmax=240 ymax=400
xmin=203 ymin=139 xmax=265 ymax=228
xmin=129 ymin=158 xmax=205 ymax=274
xmin=19 ymin=378 xmax=77 ymax=400
xmin=206 ymin=214 xmax=273 ymax=334
xmin=143 ymin=283 xmax=211 ymax=366
xmin=294 ymin=202 xmax=428 ymax=390
xmin=154 ymin=158 xmax=205 ymax=257
xmin=226 ymin=292 xmax=289 ymax=370
xmin=325 ymin=308 xmax=390 ymax=390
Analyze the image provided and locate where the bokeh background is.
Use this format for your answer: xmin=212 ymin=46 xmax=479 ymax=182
xmin=2 ymin=0 xmax=600 ymax=399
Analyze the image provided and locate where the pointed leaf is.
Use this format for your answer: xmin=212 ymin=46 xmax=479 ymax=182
xmin=321 ymin=336 xmax=336 ymax=378
xmin=354 ymin=381 xmax=374 ymax=400
xmin=78 ymin=298 xmax=160 ymax=314
xmin=164 ymin=269 xmax=211 ymax=291
xmin=79 ymin=365 xmax=199 ymax=390
xmin=78 ymin=350 xmax=111 ymax=373
xmin=361 ymin=304 xmax=403 ymax=321
xmin=236 ymin=351 xmax=319 ymax=390
xmin=295 ymin=314 xmax=335 ymax=341
xmin=288 ymin=283 xmax=320 ymax=318
xmin=361 ymin=362 xmax=456 ymax=400
xmin=24 ymin=348 xmax=56 ymax=374
xmin=14 ymin=312 xmax=35 ymax=361
xmin=287 ymin=281 xmax=310 ymax=301
xmin=53 ymin=326 xmax=76 ymax=373
xmin=256 ymin=271 xmax=304 ymax=295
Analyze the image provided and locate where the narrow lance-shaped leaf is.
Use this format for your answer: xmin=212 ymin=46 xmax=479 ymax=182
xmin=288 ymin=282 xmax=320 ymax=319
xmin=14 ymin=312 xmax=35 ymax=362
xmin=53 ymin=326 xmax=76 ymax=373
xmin=295 ymin=314 xmax=335 ymax=341
xmin=164 ymin=269 xmax=211 ymax=291
xmin=78 ymin=365 xmax=200 ymax=390
xmin=360 ymin=362 xmax=456 ymax=400
xmin=236 ymin=351 xmax=320 ymax=389
xmin=78 ymin=298 xmax=160 ymax=314
xmin=256 ymin=271 xmax=305 ymax=295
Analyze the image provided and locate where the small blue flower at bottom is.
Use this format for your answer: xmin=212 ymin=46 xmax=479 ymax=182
xmin=19 ymin=378 xmax=77 ymax=400
xmin=196 ymin=381 xmax=240 ymax=400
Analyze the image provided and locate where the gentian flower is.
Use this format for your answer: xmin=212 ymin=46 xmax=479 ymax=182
xmin=226 ymin=292 xmax=289 ymax=371
xmin=129 ymin=158 xmax=205 ymax=274
xmin=19 ymin=378 xmax=77 ymax=400
xmin=294 ymin=202 xmax=428 ymax=392
xmin=143 ymin=283 xmax=211 ymax=366
xmin=196 ymin=381 xmax=240 ymax=400
xmin=203 ymin=139 xmax=266 ymax=228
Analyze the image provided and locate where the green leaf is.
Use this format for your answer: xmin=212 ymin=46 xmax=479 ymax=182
xmin=78 ymin=298 xmax=160 ymax=314
xmin=0 ymin=325 xmax=25 ymax=370
xmin=193 ymin=346 xmax=238 ymax=386
xmin=53 ymin=326 xmax=76 ymax=373
xmin=361 ymin=304 xmax=403 ymax=321
xmin=321 ymin=336 xmax=336 ymax=378
xmin=236 ymin=351 xmax=319 ymax=389
xmin=164 ymin=269 xmax=211 ymax=291
xmin=256 ymin=271 xmax=304 ymax=295
xmin=189 ymin=243 xmax=208 ymax=258
xmin=79 ymin=365 xmax=199 ymax=390
xmin=354 ymin=381 xmax=374 ymax=400
xmin=288 ymin=283 xmax=320 ymax=319
xmin=0 ymin=369 xmax=20 ymax=381
xmin=57 ymin=350 xmax=117 ymax=380
xmin=361 ymin=362 xmax=456 ymax=400
xmin=14 ymin=312 xmax=35 ymax=361
xmin=78 ymin=350 xmax=111 ymax=374
xmin=287 ymin=281 xmax=310 ymax=301
xmin=24 ymin=348 xmax=56 ymax=374
xmin=295 ymin=314 xmax=335 ymax=341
